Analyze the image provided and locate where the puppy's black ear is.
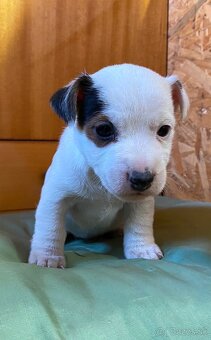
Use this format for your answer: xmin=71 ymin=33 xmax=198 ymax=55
xmin=166 ymin=75 xmax=189 ymax=120
xmin=50 ymin=74 xmax=94 ymax=124
xmin=50 ymin=80 xmax=77 ymax=123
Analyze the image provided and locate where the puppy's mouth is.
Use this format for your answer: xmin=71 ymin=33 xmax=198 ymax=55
xmin=106 ymin=185 xmax=152 ymax=202
xmin=106 ymin=181 xmax=164 ymax=202
xmin=119 ymin=190 xmax=152 ymax=201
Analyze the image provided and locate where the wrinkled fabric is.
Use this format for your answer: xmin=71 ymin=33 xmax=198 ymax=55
xmin=0 ymin=197 xmax=211 ymax=339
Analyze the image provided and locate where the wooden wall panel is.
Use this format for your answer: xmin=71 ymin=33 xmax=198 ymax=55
xmin=167 ymin=0 xmax=211 ymax=202
xmin=0 ymin=142 xmax=57 ymax=211
xmin=0 ymin=0 xmax=167 ymax=140
xmin=0 ymin=0 xmax=168 ymax=211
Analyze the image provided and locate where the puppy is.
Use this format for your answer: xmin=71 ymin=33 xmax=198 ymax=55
xmin=29 ymin=64 xmax=189 ymax=268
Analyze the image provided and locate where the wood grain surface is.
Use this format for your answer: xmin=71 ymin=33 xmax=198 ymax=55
xmin=0 ymin=0 xmax=167 ymax=140
xmin=0 ymin=142 xmax=57 ymax=211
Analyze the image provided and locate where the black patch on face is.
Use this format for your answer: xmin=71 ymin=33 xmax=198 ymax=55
xmin=49 ymin=74 xmax=105 ymax=126
xmin=76 ymin=75 xmax=105 ymax=128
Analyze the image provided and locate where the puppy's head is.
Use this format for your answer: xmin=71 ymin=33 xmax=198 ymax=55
xmin=51 ymin=64 xmax=189 ymax=201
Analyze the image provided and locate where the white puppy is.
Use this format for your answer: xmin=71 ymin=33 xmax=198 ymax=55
xmin=29 ymin=64 xmax=189 ymax=268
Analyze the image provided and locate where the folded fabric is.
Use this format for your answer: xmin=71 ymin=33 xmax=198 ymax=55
xmin=0 ymin=197 xmax=211 ymax=339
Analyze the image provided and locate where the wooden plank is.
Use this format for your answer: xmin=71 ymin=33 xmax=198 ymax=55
xmin=0 ymin=0 xmax=167 ymax=140
xmin=0 ymin=142 xmax=57 ymax=211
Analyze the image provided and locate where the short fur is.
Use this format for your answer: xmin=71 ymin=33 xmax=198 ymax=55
xmin=29 ymin=64 xmax=189 ymax=268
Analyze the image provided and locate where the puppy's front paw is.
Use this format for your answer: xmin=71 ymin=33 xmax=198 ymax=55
xmin=28 ymin=251 xmax=65 ymax=268
xmin=125 ymin=243 xmax=163 ymax=260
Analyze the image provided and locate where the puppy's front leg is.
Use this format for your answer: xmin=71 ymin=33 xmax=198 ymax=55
xmin=124 ymin=197 xmax=163 ymax=260
xmin=29 ymin=184 xmax=68 ymax=268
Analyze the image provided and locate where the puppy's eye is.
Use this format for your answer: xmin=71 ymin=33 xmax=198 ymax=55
xmin=157 ymin=125 xmax=171 ymax=137
xmin=95 ymin=122 xmax=115 ymax=141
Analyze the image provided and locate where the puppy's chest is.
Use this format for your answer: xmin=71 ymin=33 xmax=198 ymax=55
xmin=69 ymin=197 xmax=123 ymax=228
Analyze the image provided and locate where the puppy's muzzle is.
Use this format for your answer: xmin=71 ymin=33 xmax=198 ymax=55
xmin=129 ymin=170 xmax=154 ymax=192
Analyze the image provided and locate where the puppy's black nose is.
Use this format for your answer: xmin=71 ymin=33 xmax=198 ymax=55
xmin=129 ymin=170 xmax=154 ymax=192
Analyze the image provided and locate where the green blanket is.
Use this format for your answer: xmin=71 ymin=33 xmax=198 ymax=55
xmin=0 ymin=197 xmax=211 ymax=339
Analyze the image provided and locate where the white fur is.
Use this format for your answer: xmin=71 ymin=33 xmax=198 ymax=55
xmin=29 ymin=64 xmax=189 ymax=268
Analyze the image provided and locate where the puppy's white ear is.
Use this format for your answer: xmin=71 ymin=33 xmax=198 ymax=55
xmin=166 ymin=75 xmax=189 ymax=119
xmin=50 ymin=74 xmax=92 ymax=124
